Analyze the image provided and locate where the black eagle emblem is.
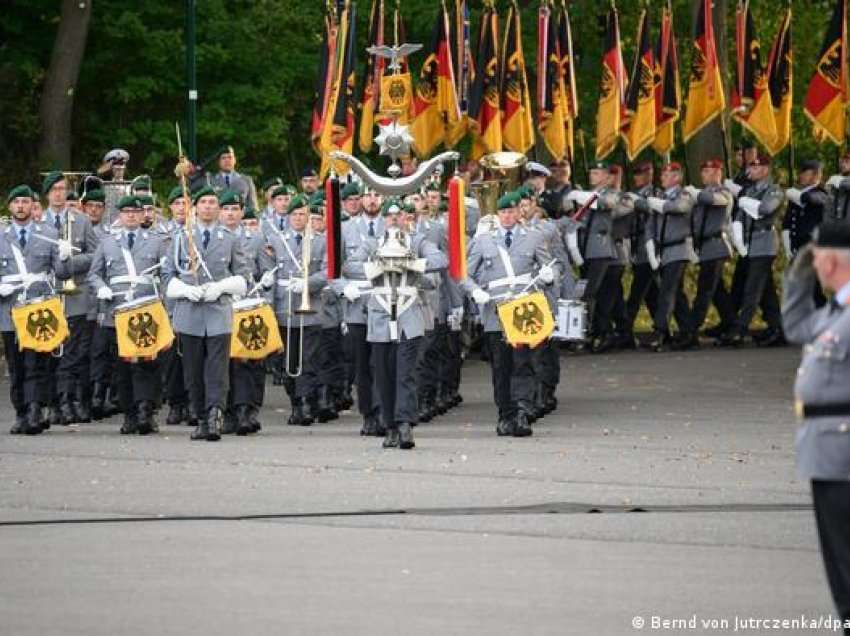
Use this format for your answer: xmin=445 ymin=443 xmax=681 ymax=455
xmin=128 ymin=312 xmax=158 ymax=348
xmin=237 ymin=314 xmax=269 ymax=351
xmin=27 ymin=308 xmax=59 ymax=342
xmin=818 ymin=40 xmax=843 ymax=87
xmin=512 ymin=300 xmax=545 ymax=336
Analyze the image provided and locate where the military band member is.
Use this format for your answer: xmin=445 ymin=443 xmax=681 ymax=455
xmin=300 ymin=167 xmax=320 ymax=196
xmin=644 ymin=163 xmax=695 ymax=351
xmin=88 ymin=196 xmax=169 ymax=435
xmin=463 ymin=191 xmax=554 ymax=437
xmin=209 ymin=146 xmax=258 ymax=215
xmin=258 ymin=194 xmax=328 ymax=426
xmin=260 ymin=177 xmax=284 ymax=220
xmin=341 ymin=182 xmax=363 ymax=219
xmin=720 ymin=154 xmax=785 ymax=347
xmin=781 ymin=224 xmax=850 ymax=631
xmin=163 ymin=186 xmax=251 ymax=441
xmin=343 ymin=199 xmax=448 ymax=449
xmin=42 ymin=171 xmax=100 ymax=426
xmin=219 ymin=190 xmax=265 ymax=435
xmin=1 ymin=185 xmax=61 ymax=434
xmin=685 ymin=159 xmax=736 ymax=345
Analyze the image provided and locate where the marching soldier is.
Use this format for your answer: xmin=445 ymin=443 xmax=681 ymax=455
xmin=644 ymin=163 xmax=695 ymax=352
xmin=300 ymin=167 xmax=320 ymax=196
xmin=218 ymin=190 xmax=266 ymax=434
xmin=343 ymin=199 xmax=448 ymax=449
xmin=258 ymin=194 xmax=328 ymax=426
xmin=720 ymin=154 xmax=785 ymax=347
xmin=1 ymin=185 xmax=61 ymax=434
xmin=208 ymin=146 xmax=259 ymax=215
xmin=341 ymin=182 xmax=363 ymax=219
xmin=88 ymin=196 xmax=169 ymax=435
xmin=42 ymin=171 xmax=100 ymax=426
xmin=463 ymin=191 xmax=554 ymax=437
xmin=685 ymin=159 xmax=737 ymax=344
xmin=259 ymin=177 xmax=284 ymax=221
xmin=163 ymin=186 xmax=251 ymax=441
xmin=781 ymin=224 xmax=850 ymax=632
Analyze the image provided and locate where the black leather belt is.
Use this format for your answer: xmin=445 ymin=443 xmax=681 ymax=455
xmin=795 ymin=400 xmax=850 ymax=419
xmin=661 ymin=238 xmax=686 ymax=248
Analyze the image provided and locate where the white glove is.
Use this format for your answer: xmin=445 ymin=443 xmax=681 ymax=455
xmin=363 ymin=261 xmax=383 ymax=280
xmin=203 ymin=281 xmax=223 ymax=302
xmin=684 ymin=185 xmax=701 ymax=198
xmin=205 ymin=275 xmax=247 ymax=302
xmin=259 ymin=271 xmax=276 ymax=289
xmin=646 ymin=240 xmax=660 ymax=271
xmin=20 ymin=272 xmax=42 ymax=287
xmin=785 ymin=188 xmax=802 ymax=207
xmin=566 ymin=231 xmax=584 ymax=267
xmin=647 ymin=197 xmax=666 ymax=213
xmin=0 ymin=283 xmax=17 ymax=297
xmin=57 ymin=239 xmax=73 ymax=262
xmin=471 ymin=288 xmax=491 ymax=305
xmin=289 ymin=278 xmax=304 ymax=294
xmin=343 ymin=282 xmax=362 ymax=301
xmin=782 ymin=229 xmax=793 ymax=257
xmin=737 ymin=196 xmax=761 ymax=220
xmin=96 ymin=286 xmax=113 ymax=301
xmin=539 ymin=264 xmax=555 ymax=284
xmin=731 ymin=220 xmax=748 ymax=257
xmin=827 ymin=174 xmax=843 ymax=189
xmin=723 ymin=179 xmax=743 ymax=197
xmin=448 ymin=306 xmax=464 ymax=331
xmin=567 ymin=190 xmax=594 ymax=206
xmin=166 ymin=277 xmax=204 ymax=302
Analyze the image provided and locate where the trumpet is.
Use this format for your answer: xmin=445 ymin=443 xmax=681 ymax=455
xmin=59 ymin=210 xmax=81 ymax=296
xmin=285 ymin=225 xmax=316 ymax=378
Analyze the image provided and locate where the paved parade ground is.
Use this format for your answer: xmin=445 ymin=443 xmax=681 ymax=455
xmin=0 ymin=345 xmax=838 ymax=635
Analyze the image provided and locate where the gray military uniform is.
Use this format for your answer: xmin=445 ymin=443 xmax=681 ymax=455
xmin=692 ymin=185 xmax=733 ymax=262
xmin=46 ymin=208 xmax=100 ymax=318
xmin=648 ymin=186 xmax=695 ymax=266
xmin=210 ymin=171 xmax=258 ymax=215
xmin=0 ymin=223 xmax=60 ymax=333
xmin=739 ymin=179 xmax=784 ymax=257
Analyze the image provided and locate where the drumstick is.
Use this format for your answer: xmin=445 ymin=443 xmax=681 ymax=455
xmin=31 ymin=233 xmax=82 ymax=253
xmin=247 ymin=266 xmax=280 ymax=297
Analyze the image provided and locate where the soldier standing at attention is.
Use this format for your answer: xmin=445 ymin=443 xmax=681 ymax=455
xmin=163 ymin=186 xmax=250 ymax=442
xmin=782 ymin=223 xmax=850 ymax=633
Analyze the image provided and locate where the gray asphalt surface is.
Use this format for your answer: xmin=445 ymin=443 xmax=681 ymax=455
xmin=0 ymin=345 xmax=838 ymax=635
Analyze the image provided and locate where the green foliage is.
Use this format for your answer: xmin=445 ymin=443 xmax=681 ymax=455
xmin=0 ymin=0 xmax=846 ymax=197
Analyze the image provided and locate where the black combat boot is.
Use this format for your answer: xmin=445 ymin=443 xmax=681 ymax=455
xmin=222 ymin=409 xmax=238 ymax=435
xmin=103 ymin=386 xmax=121 ymax=417
xmin=235 ymin=405 xmax=253 ymax=436
xmin=338 ymin=387 xmax=354 ymax=411
xmin=248 ymin=407 xmax=262 ymax=433
xmin=166 ymin=403 xmax=186 ymax=426
xmin=382 ymin=425 xmax=400 ymax=448
xmin=496 ymin=418 xmax=514 ymax=437
xmin=120 ymin=407 xmax=139 ymax=435
xmin=136 ymin=401 xmax=157 ymax=435
xmin=189 ymin=406 xmax=209 ymax=440
xmin=417 ymin=391 xmax=433 ymax=423
xmin=25 ymin=403 xmax=44 ymax=435
xmin=513 ymin=410 xmax=533 ymax=438
xmin=74 ymin=385 xmax=91 ymax=423
xmin=316 ymin=386 xmax=337 ymax=423
xmin=398 ymin=422 xmax=415 ymax=450
xmin=57 ymin=394 xmax=75 ymax=425
xmin=10 ymin=411 xmax=27 ymax=434
xmin=206 ymin=407 xmax=223 ymax=442
xmin=294 ymin=397 xmax=314 ymax=426
xmin=90 ymin=383 xmax=106 ymax=420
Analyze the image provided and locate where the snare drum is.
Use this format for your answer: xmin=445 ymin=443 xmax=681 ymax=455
xmin=553 ymin=299 xmax=587 ymax=342
xmin=113 ymin=295 xmax=174 ymax=361
xmin=11 ymin=295 xmax=69 ymax=353
xmin=230 ymin=297 xmax=283 ymax=360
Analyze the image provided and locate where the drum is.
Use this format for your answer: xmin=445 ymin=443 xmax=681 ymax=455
xmin=230 ymin=297 xmax=283 ymax=360
xmin=496 ymin=291 xmax=555 ymax=348
xmin=113 ymin=295 xmax=174 ymax=361
xmin=11 ymin=295 xmax=69 ymax=353
xmin=553 ymin=299 xmax=587 ymax=342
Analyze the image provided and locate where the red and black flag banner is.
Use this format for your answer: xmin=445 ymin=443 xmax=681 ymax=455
xmin=595 ymin=4 xmax=627 ymax=159
xmin=358 ymin=0 xmax=385 ymax=153
xmin=622 ymin=8 xmax=656 ymax=160
xmin=500 ymin=0 xmax=534 ymax=154
xmin=411 ymin=7 xmax=448 ymax=157
xmin=765 ymin=7 xmax=792 ymax=155
xmin=682 ymin=0 xmax=726 ymax=142
xmin=311 ymin=11 xmax=338 ymax=155
xmin=537 ymin=1 xmax=566 ymax=161
xmin=804 ymin=0 xmax=848 ymax=145
xmin=446 ymin=0 xmax=473 ymax=147
xmin=731 ymin=0 xmax=777 ymax=151
xmin=325 ymin=176 xmax=342 ymax=280
xmin=558 ymin=3 xmax=579 ymax=162
xmin=447 ymin=175 xmax=467 ymax=281
xmin=652 ymin=2 xmax=681 ymax=156
xmin=468 ymin=2 xmax=501 ymax=159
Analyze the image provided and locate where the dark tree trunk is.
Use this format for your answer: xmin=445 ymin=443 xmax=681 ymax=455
xmin=685 ymin=0 xmax=730 ymax=184
xmin=38 ymin=0 xmax=93 ymax=169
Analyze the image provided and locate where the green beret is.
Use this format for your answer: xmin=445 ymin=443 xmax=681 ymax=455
xmin=497 ymin=192 xmax=521 ymax=210
xmin=192 ymin=186 xmax=217 ymax=204
xmin=167 ymin=186 xmax=184 ymax=205
xmin=309 ymin=206 xmax=324 ymax=217
xmin=381 ymin=198 xmax=403 ymax=216
xmin=309 ymin=190 xmax=325 ymax=206
xmin=285 ymin=184 xmax=297 ymax=195
xmin=6 ymin=184 xmax=35 ymax=204
xmin=117 ymin=195 xmax=143 ymax=211
xmin=517 ymin=185 xmax=534 ymax=200
xmin=403 ymin=202 xmax=416 ymax=214
xmin=425 ymin=182 xmax=441 ymax=193
xmin=286 ymin=194 xmax=310 ymax=214
xmin=341 ymin=183 xmax=361 ymax=200
xmin=81 ymin=189 xmax=105 ymax=204
xmin=262 ymin=177 xmax=283 ymax=191
xmin=242 ymin=207 xmax=256 ymax=220
xmin=271 ymin=185 xmax=291 ymax=199
xmin=218 ymin=189 xmax=243 ymax=207
xmin=131 ymin=176 xmax=152 ymax=192
xmin=138 ymin=194 xmax=155 ymax=207
xmin=42 ymin=171 xmax=64 ymax=195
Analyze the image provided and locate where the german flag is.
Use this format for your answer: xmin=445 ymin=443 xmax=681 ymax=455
xmin=468 ymin=3 xmax=501 ymax=159
xmin=501 ymin=0 xmax=535 ymax=154
xmin=652 ymin=3 xmax=681 ymax=156
xmin=320 ymin=1 xmax=357 ymax=177
xmin=446 ymin=0 xmax=472 ymax=147
xmin=537 ymin=2 xmax=566 ymax=161
xmin=311 ymin=12 xmax=338 ymax=155
xmin=437 ymin=1 xmax=462 ymax=145
xmin=731 ymin=1 xmax=777 ymax=151
xmin=682 ymin=0 xmax=726 ymax=142
xmin=559 ymin=4 xmax=579 ymax=161
xmin=595 ymin=5 xmax=627 ymax=159
xmin=358 ymin=0 xmax=385 ymax=154
xmin=765 ymin=8 xmax=792 ymax=155
xmin=622 ymin=9 xmax=656 ymax=161
xmin=804 ymin=0 xmax=848 ymax=145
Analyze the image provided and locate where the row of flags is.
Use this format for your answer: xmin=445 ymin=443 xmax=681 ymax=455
xmin=310 ymin=0 xmax=850 ymax=176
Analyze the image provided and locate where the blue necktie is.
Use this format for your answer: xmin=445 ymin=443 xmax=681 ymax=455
xmin=203 ymin=229 xmax=211 ymax=250
xmin=505 ymin=229 xmax=513 ymax=248
xmin=279 ymin=216 xmax=285 ymax=231
xmin=368 ymin=221 xmax=375 ymax=237
xmin=295 ymin=233 xmax=303 ymax=248
xmin=225 ymin=174 xmax=231 ymax=188
xmin=127 ymin=232 xmax=135 ymax=250
xmin=54 ymin=214 xmax=61 ymax=231
xmin=19 ymin=229 xmax=26 ymax=248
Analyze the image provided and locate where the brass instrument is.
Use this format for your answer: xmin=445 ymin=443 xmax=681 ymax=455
xmin=175 ymin=124 xmax=202 ymax=283
xmin=285 ymin=224 xmax=316 ymax=377
xmin=471 ymin=152 xmax=527 ymax=232
xmin=295 ymin=224 xmax=315 ymax=316
xmin=58 ymin=206 xmax=80 ymax=296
